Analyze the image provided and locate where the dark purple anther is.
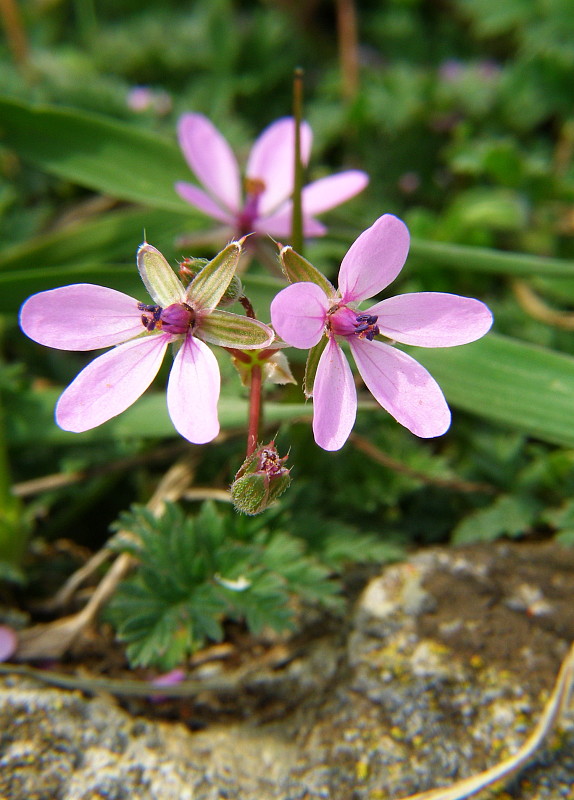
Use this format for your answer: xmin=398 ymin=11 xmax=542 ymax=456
xmin=356 ymin=314 xmax=378 ymax=325
xmin=138 ymin=303 xmax=163 ymax=331
xmin=353 ymin=312 xmax=379 ymax=341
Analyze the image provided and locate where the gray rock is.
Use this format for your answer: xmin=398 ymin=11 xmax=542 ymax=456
xmin=0 ymin=541 xmax=573 ymax=799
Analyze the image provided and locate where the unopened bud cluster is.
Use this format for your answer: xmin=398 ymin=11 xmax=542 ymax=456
xmin=230 ymin=441 xmax=291 ymax=515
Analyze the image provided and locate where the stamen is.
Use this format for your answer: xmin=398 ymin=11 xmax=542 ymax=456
xmin=237 ymin=177 xmax=267 ymax=234
xmin=353 ymin=312 xmax=379 ymax=341
xmin=138 ymin=303 xmax=163 ymax=331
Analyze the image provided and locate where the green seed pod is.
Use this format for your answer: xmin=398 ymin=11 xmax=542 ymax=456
xmin=231 ymin=442 xmax=291 ymax=515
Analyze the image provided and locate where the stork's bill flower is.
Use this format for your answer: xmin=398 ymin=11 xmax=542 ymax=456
xmin=175 ymin=113 xmax=368 ymax=239
xmin=20 ymin=241 xmax=274 ymax=444
xmin=271 ymin=214 xmax=493 ymax=451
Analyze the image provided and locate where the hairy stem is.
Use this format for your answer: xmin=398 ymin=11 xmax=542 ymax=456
xmin=246 ymin=364 xmax=262 ymax=457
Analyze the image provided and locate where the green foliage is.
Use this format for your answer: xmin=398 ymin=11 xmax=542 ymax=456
xmin=452 ymin=495 xmax=541 ymax=544
xmin=106 ymin=502 xmax=342 ymax=669
xmin=543 ymin=501 xmax=574 ymax=545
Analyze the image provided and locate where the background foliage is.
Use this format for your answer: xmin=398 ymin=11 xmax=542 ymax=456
xmin=2 ymin=0 xmax=574 ymax=667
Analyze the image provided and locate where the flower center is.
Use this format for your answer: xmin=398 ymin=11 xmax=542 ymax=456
xmin=138 ymin=302 xmax=196 ymax=335
xmin=328 ymin=306 xmax=380 ymax=341
xmin=257 ymin=445 xmax=289 ymax=477
xmin=237 ymin=177 xmax=266 ymax=235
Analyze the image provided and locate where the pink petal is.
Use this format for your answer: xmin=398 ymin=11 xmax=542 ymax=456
xmin=301 ymin=170 xmax=369 ymax=215
xmin=258 ymin=205 xmax=327 ymax=238
xmin=19 ymin=285 xmax=143 ymax=351
xmin=167 ymin=334 xmax=220 ymax=444
xmin=369 ymin=292 xmax=493 ymax=347
xmin=177 ymin=113 xmax=241 ymax=213
xmin=175 ymin=181 xmax=235 ymax=225
xmin=56 ymin=334 xmax=170 ymax=432
xmin=312 ymin=337 xmax=357 ymax=451
xmin=246 ymin=118 xmax=312 ymax=215
xmin=151 ymin=668 xmax=186 ymax=688
xmin=270 ymin=282 xmax=329 ymax=349
xmin=0 ymin=625 xmax=17 ymax=662
xmin=338 ymin=214 xmax=410 ymax=304
xmin=349 ymin=339 xmax=451 ymax=438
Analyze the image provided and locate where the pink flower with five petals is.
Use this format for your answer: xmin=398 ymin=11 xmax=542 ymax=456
xmin=175 ymin=113 xmax=369 ymax=238
xmin=19 ymin=241 xmax=274 ymax=444
xmin=271 ymin=214 xmax=493 ymax=451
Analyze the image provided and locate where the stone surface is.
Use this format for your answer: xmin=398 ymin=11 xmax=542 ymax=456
xmin=1 ymin=541 xmax=573 ymax=799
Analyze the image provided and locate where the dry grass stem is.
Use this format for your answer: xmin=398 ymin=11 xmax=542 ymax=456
xmin=395 ymin=641 xmax=574 ymax=800
xmin=513 ymin=279 xmax=574 ymax=330
xmin=15 ymin=456 xmax=196 ymax=660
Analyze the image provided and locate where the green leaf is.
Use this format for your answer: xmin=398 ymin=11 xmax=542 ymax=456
xmin=452 ymin=494 xmax=540 ymax=544
xmin=409 ymin=238 xmax=574 ymax=278
xmin=6 ymin=387 xmax=312 ymax=446
xmin=0 ymin=264 xmax=141 ymax=313
xmin=0 ymin=207 xmax=192 ymax=274
xmin=106 ymin=501 xmax=342 ymax=669
xmin=0 ymin=96 xmax=191 ymax=212
xmin=445 ymin=187 xmax=528 ymax=232
xmin=410 ymin=333 xmax=574 ymax=448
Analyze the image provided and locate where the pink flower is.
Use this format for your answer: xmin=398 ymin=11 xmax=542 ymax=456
xmin=175 ymin=113 xmax=369 ymax=239
xmin=0 ymin=625 xmax=17 ymax=662
xmin=270 ymin=214 xmax=493 ymax=451
xmin=19 ymin=241 xmax=274 ymax=444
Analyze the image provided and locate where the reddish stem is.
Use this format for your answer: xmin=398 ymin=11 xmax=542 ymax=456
xmin=239 ymin=295 xmax=256 ymax=319
xmin=246 ymin=364 xmax=262 ymax=457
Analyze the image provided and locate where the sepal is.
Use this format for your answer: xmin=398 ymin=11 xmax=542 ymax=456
xmin=263 ymin=351 xmax=296 ymax=385
xmin=303 ymin=336 xmax=328 ymax=398
xmin=279 ymin=245 xmax=335 ymax=297
xmin=137 ymin=243 xmax=186 ymax=307
xmin=198 ymin=309 xmax=274 ymax=349
xmin=230 ymin=348 xmax=296 ymax=387
xmin=186 ymin=240 xmax=243 ymax=310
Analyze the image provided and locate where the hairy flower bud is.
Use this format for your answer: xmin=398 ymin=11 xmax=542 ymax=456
xmin=217 ymin=274 xmax=244 ymax=307
xmin=230 ymin=441 xmax=291 ymax=515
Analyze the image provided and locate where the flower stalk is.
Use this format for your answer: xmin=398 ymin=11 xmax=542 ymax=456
xmin=291 ymin=67 xmax=305 ymax=255
xmin=246 ymin=363 xmax=262 ymax=457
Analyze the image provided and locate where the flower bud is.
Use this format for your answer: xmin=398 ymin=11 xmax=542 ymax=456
xmin=178 ymin=256 xmax=209 ymax=283
xmin=160 ymin=303 xmax=195 ymax=334
xmin=217 ymin=274 xmax=244 ymax=307
xmin=231 ymin=441 xmax=291 ymax=515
